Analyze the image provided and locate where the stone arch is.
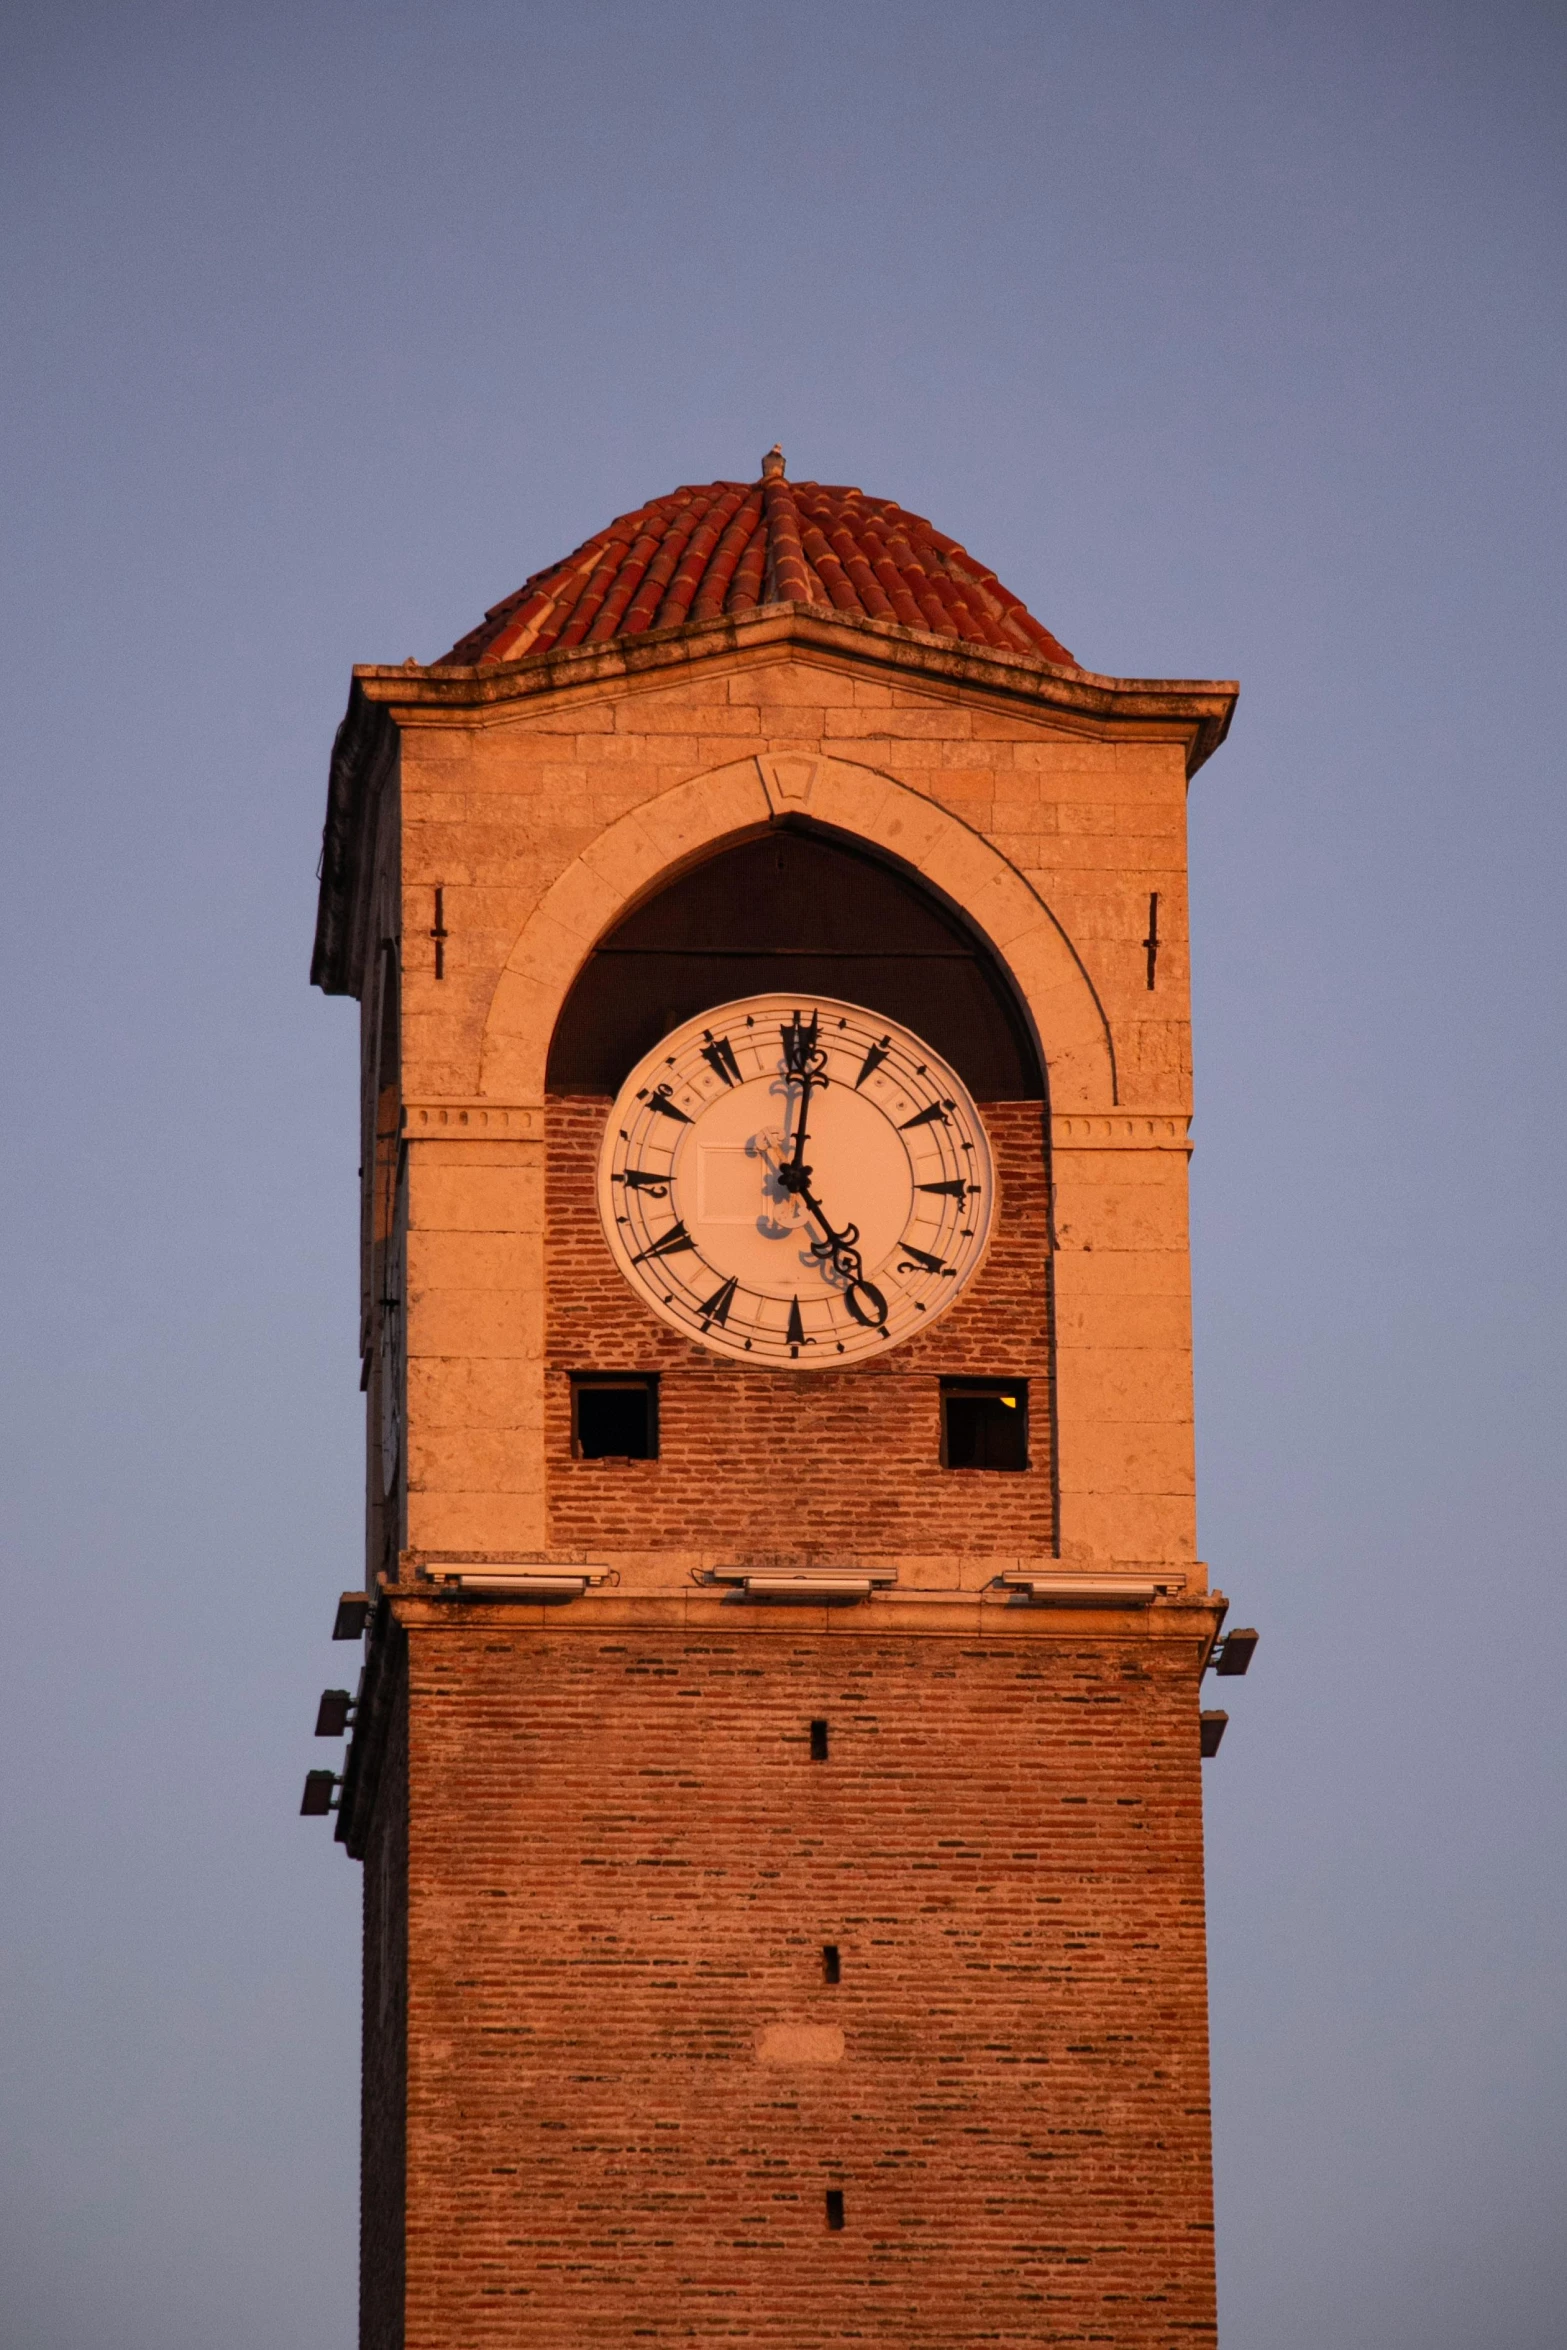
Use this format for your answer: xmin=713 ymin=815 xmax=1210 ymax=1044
xmin=478 ymin=753 xmax=1117 ymax=1109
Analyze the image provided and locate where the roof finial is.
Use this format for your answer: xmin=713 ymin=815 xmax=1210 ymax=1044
xmin=760 ymin=444 xmax=786 ymax=480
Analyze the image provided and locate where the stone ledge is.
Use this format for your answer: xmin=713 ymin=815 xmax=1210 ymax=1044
xmin=1051 ymin=1112 xmax=1192 ymax=1151
xmin=403 ymin=1099 xmax=542 ymax=1137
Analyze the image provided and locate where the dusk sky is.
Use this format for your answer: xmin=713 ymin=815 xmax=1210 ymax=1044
xmin=2 ymin=5 xmax=1563 ymax=2345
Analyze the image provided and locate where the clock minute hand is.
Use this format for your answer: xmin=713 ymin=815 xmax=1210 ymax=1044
xmin=795 ymin=1180 xmax=889 ymax=1331
xmin=773 ymin=1073 xmax=816 ymax=1227
xmin=778 ymin=1009 xmax=825 ymax=1189
xmin=773 ymin=1147 xmax=867 ymax=1292
xmin=795 ymin=1180 xmax=854 ymax=1271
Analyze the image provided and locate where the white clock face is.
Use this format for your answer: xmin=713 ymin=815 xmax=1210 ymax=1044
xmin=597 ymin=994 xmax=995 ymax=1367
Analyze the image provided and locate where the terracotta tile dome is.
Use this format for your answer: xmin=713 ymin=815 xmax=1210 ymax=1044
xmin=437 ymin=448 xmax=1075 ymax=670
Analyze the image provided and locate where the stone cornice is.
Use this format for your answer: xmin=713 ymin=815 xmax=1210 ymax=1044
xmin=396 ymin=1102 xmax=1194 ymax=1153
xmin=1050 ymin=1112 xmax=1193 ymax=1152
xmin=403 ymin=1098 xmax=541 ymax=1140
xmin=313 ymin=603 xmax=1236 ymax=999
xmin=381 ymin=1580 xmax=1223 ymax=1641
xmin=356 ymin=602 xmax=1237 ymax=768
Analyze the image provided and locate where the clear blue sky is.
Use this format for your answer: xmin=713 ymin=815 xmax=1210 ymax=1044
xmin=2 ymin=6 xmax=1562 ymax=2345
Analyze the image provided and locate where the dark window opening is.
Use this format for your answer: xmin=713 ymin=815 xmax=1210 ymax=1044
xmin=571 ymin=1376 xmax=658 ymax=1460
xmin=941 ymin=1379 xmax=1029 ymax=1471
xmin=822 ymin=1944 xmax=841 ymax=1984
xmin=825 ymin=2188 xmax=845 ymax=2231
xmin=546 ymin=823 xmax=1043 ymax=1100
xmin=809 ymin=1719 xmax=830 ymax=1762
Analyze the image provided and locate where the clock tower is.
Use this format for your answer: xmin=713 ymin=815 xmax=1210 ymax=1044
xmin=308 ymin=451 xmax=1243 ymax=2348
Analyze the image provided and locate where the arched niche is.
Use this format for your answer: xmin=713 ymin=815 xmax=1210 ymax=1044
xmin=478 ymin=753 xmax=1116 ymax=1110
xmin=546 ymin=820 xmax=1043 ymax=1099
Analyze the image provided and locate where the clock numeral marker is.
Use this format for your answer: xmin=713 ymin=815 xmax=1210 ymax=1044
xmin=854 ymin=1037 xmax=891 ymax=1089
xmin=639 ymin=1082 xmax=692 ymax=1125
xmin=615 ymin=1169 xmax=671 ymax=1195
xmin=632 ymin=1219 xmax=697 ymax=1266
xmin=843 ymin=1278 xmax=889 ymax=1330
xmin=899 ymin=1099 xmax=956 ymax=1133
xmin=700 ymin=1031 xmax=743 ymax=1087
xmin=699 ymin=1276 xmax=739 ymax=1330
xmin=917 ymin=1178 xmax=975 ymax=1202
xmin=897 ymin=1244 xmax=956 ymax=1278
xmin=781 ymin=1010 xmax=825 ymax=1078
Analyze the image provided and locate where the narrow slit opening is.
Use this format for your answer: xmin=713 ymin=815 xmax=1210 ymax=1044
xmin=825 ymin=2188 xmax=845 ymax=2232
xmin=822 ymin=1944 xmax=841 ymax=1984
xmin=809 ymin=1719 xmax=829 ymax=1762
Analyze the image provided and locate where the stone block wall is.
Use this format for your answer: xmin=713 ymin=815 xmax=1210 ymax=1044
xmin=385 ymin=632 xmax=1202 ymax=1579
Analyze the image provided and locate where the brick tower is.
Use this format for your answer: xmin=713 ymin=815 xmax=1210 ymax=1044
xmin=308 ymin=449 xmax=1243 ymax=2347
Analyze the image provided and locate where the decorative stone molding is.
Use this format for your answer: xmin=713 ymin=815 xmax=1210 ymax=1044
xmin=403 ymin=1100 xmax=542 ymax=1138
xmin=1050 ymin=1113 xmax=1192 ymax=1152
xmin=756 ymin=753 xmax=818 ymax=810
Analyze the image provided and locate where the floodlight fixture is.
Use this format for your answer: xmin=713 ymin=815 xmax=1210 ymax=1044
xmin=999 ymin=1572 xmax=1184 ymax=1606
xmin=707 ymin=1566 xmax=897 ymax=1601
xmin=332 ymin=1592 xmax=370 ymax=1641
xmin=315 ymin=1688 xmax=354 ymax=1738
xmin=1199 ymin=1711 xmax=1228 ymax=1759
xmin=1213 ymin=1627 xmax=1259 ymax=1677
xmin=300 ymin=1769 xmax=341 ymax=1816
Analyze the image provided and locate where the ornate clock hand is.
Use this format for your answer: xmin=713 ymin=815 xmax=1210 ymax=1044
xmin=783 ymin=1067 xmax=813 ymax=1187
xmin=777 ymin=1009 xmax=826 ymax=1194
xmin=794 ymin=1180 xmax=888 ymax=1330
xmin=772 ymin=1016 xmax=887 ymax=1327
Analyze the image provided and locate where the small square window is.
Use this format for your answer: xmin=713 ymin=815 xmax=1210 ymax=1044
xmin=571 ymin=1375 xmax=658 ymax=1460
xmin=941 ymin=1379 xmax=1028 ymax=1471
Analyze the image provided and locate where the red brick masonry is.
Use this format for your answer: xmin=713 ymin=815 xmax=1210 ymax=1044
xmin=377 ymin=1620 xmax=1217 ymax=2347
xmin=546 ymin=1096 xmax=1058 ymax=1563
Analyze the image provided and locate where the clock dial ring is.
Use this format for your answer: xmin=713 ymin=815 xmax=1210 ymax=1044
xmin=596 ymin=994 xmax=995 ymax=1367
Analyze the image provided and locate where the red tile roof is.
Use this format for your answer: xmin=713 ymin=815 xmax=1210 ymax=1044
xmin=437 ymin=449 xmax=1076 ymax=670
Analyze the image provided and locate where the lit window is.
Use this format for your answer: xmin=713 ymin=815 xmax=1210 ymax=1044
xmin=941 ymin=1379 xmax=1028 ymax=1471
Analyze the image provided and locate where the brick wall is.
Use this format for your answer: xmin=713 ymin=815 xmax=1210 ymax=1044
xmin=396 ymin=1621 xmax=1216 ymax=2348
xmin=361 ymin=1648 xmax=409 ymax=2350
xmin=545 ymin=1097 xmax=1058 ymax=1562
